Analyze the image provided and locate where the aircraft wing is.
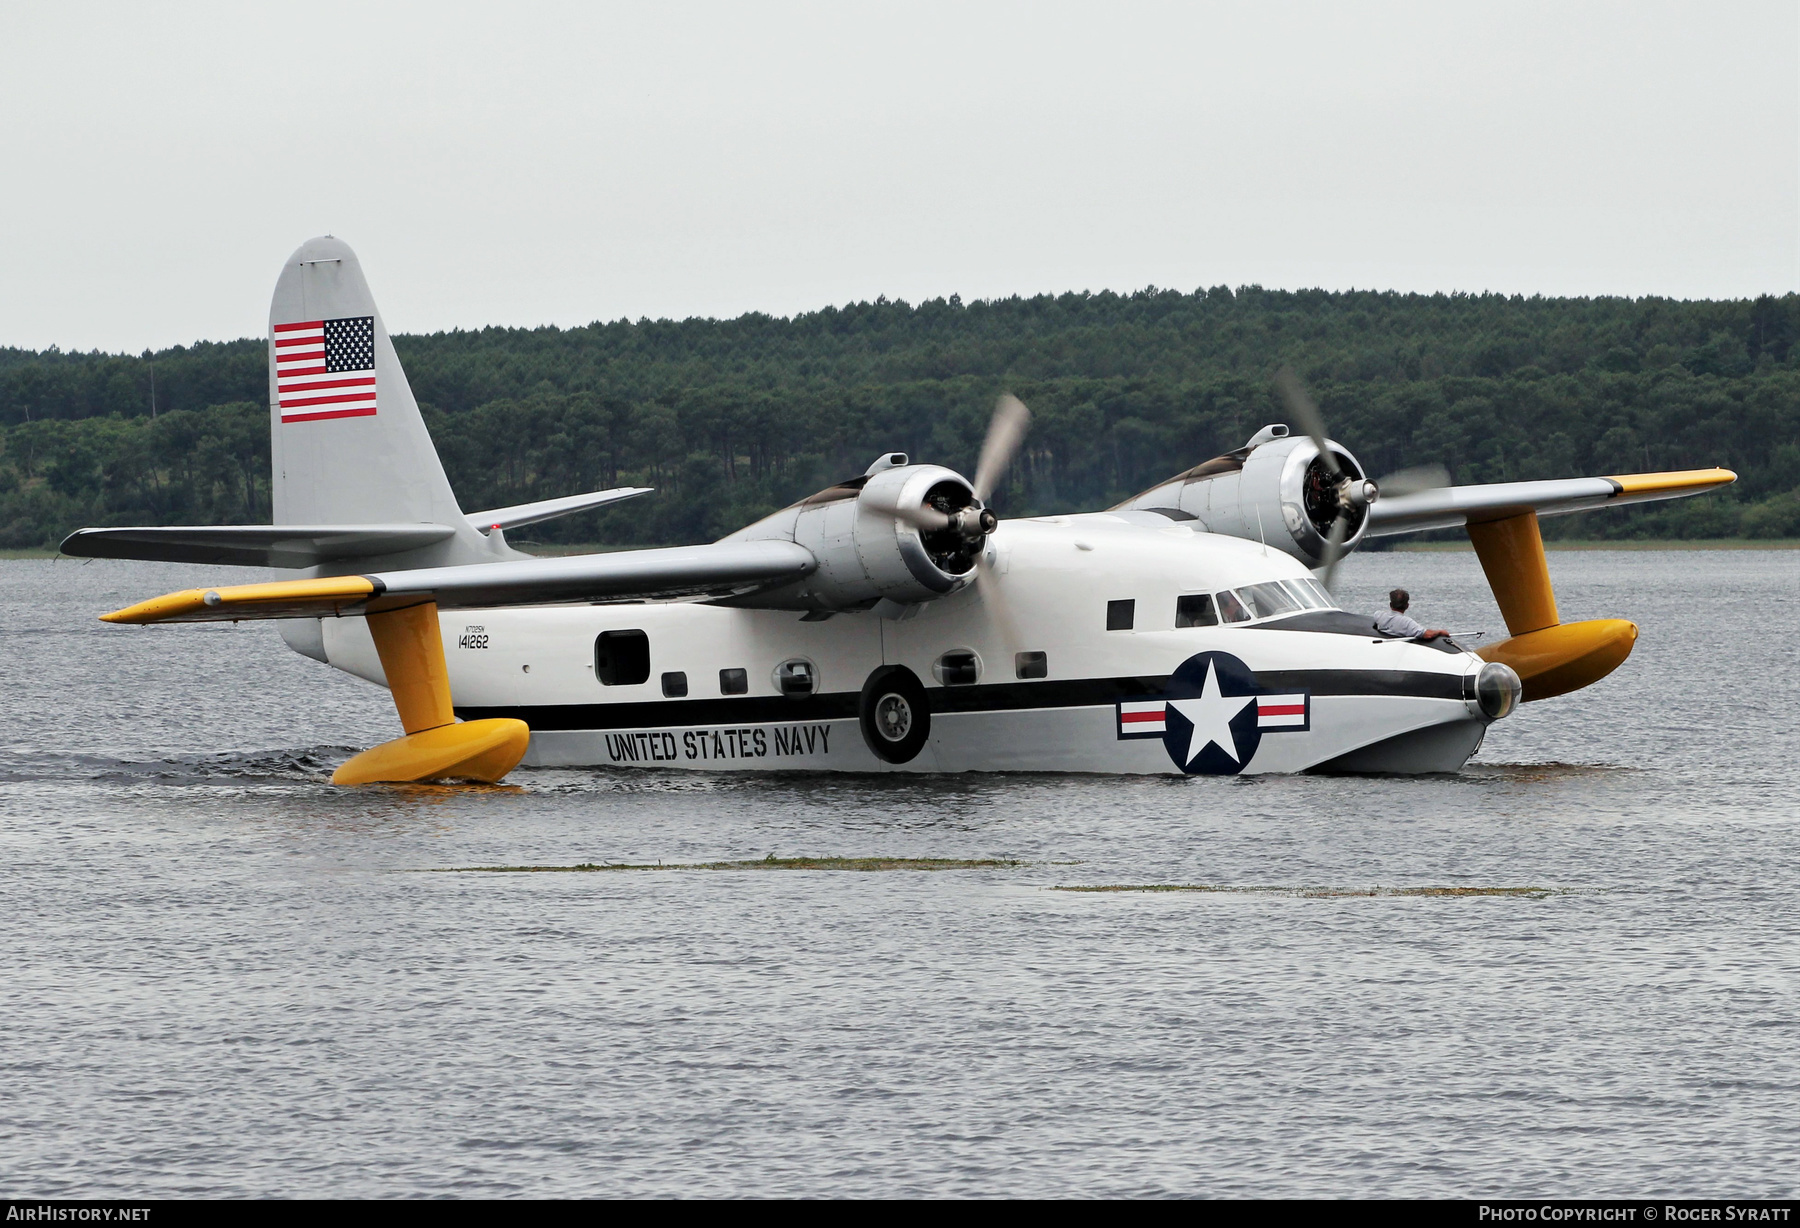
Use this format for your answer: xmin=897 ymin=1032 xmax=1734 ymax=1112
xmin=1365 ymin=468 xmax=1736 ymax=537
xmin=466 ymin=486 xmax=654 ymax=534
xmin=98 ymin=540 xmax=816 ymax=624
xmin=60 ymin=523 xmax=458 ymax=568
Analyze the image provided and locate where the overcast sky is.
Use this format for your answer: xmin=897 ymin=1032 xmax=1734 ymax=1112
xmin=3 ymin=1 xmax=1795 ymax=353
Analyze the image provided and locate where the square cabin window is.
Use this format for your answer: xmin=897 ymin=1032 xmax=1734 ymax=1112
xmin=1015 ymin=651 xmax=1048 ymax=680
xmin=661 ymin=671 xmax=688 ymax=698
xmin=1106 ymin=599 xmax=1136 ymax=631
xmin=719 ymin=667 xmax=749 ymax=695
xmin=1176 ymin=594 xmax=1218 ymax=628
xmin=594 ymin=630 xmax=650 ymax=686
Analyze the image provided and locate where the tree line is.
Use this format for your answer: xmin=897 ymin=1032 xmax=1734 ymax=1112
xmin=3 ymin=285 xmax=1797 ymax=550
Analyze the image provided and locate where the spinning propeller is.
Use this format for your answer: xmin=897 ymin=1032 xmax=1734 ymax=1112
xmin=868 ymin=393 xmax=1031 ymax=644
xmin=1272 ymin=368 xmax=1447 ymax=590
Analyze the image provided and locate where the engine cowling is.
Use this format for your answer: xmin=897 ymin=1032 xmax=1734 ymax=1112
xmin=719 ymin=463 xmax=988 ymax=612
xmin=1115 ymin=427 xmax=1376 ymax=566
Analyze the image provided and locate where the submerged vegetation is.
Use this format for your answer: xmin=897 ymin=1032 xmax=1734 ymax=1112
xmin=3 ymin=286 xmax=1798 ymax=548
xmin=1052 ymin=884 xmax=1561 ymax=898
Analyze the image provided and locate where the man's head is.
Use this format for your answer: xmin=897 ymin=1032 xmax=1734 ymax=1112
xmin=1389 ymin=588 xmax=1410 ymax=612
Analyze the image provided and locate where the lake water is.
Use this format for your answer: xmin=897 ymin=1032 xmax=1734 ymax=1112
xmin=1 ymin=550 xmax=1795 ymax=1198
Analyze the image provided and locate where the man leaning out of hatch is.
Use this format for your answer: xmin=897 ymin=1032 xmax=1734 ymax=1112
xmin=1374 ymin=588 xmax=1449 ymax=641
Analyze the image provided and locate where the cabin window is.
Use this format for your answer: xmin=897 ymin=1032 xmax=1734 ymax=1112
xmin=1217 ymin=590 xmax=1252 ymax=623
xmin=719 ymin=667 xmax=748 ymax=695
xmin=661 ymin=671 xmax=688 ymax=698
xmin=934 ymin=650 xmax=980 ymax=686
xmin=1175 ymin=594 xmax=1218 ymax=628
xmin=594 ymin=630 xmax=650 ymax=686
xmin=774 ymin=659 xmax=817 ymax=696
xmin=1015 ymin=651 xmax=1048 ymax=680
xmin=1106 ymin=599 xmax=1136 ymax=631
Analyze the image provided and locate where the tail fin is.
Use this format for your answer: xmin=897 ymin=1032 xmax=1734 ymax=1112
xmin=268 ymin=236 xmax=498 ymax=566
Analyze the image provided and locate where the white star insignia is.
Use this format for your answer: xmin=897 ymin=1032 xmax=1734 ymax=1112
xmin=1165 ymin=661 xmax=1254 ymax=766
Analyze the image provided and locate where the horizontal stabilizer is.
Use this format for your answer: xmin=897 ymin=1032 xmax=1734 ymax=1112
xmin=466 ymin=486 xmax=654 ymax=534
xmin=61 ymin=524 xmax=457 ymax=568
xmin=101 ymin=540 xmax=817 ymax=624
xmin=1367 ymin=468 xmax=1736 ymax=537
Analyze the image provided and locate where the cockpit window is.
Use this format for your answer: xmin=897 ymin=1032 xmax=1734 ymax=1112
xmin=1233 ymin=579 xmax=1338 ymax=621
xmin=1282 ymin=578 xmax=1338 ymax=609
xmin=1238 ymin=581 xmax=1305 ymax=619
xmin=1217 ymin=589 xmax=1252 ymax=623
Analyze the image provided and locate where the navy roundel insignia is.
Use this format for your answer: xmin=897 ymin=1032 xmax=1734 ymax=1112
xmin=1116 ymin=651 xmax=1310 ymax=775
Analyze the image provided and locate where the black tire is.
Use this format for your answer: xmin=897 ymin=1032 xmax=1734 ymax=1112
xmin=859 ymin=666 xmax=931 ymax=764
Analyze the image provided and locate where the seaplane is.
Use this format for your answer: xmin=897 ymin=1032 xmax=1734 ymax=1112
xmin=65 ymin=237 xmax=1737 ymax=784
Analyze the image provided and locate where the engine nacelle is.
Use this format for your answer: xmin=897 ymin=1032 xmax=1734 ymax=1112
xmin=1116 ymin=427 xmax=1375 ymax=566
xmin=720 ymin=464 xmax=983 ymax=612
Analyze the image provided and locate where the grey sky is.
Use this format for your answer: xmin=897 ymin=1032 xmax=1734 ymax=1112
xmin=4 ymin=1 xmax=1795 ymax=353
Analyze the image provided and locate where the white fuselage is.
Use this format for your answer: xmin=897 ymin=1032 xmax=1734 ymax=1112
xmin=314 ymin=513 xmax=1494 ymax=776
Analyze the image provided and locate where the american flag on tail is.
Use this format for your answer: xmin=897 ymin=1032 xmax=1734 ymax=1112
xmin=274 ymin=316 xmax=377 ymax=423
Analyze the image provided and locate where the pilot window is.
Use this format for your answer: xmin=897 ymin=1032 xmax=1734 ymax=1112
xmin=1239 ymin=581 xmax=1305 ymax=619
xmin=1237 ymin=579 xmax=1335 ymax=620
xmin=595 ymin=630 xmax=651 ymax=686
xmin=1106 ymin=599 xmax=1136 ymax=631
xmin=1217 ymin=590 xmax=1252 ymax=623
xmin=1175 ymin=594 xmax=1218 ymax=628
xmin=1283 ymin=578 xmax=1338 ymax=610
xmin=1015 ymin=651 xmax=1048 ymax=680
xmin=661 ymin=671 xmax=688 ymax=698
xmin=719 ymin=667 xmax=748 ymax=695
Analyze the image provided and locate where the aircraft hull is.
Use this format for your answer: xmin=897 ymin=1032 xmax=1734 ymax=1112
xmin=314 ymin=516 xmax=1495 ymax=776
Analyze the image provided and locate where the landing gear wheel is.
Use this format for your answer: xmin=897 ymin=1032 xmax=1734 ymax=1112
xmin=859 ymin=666 xmax=931 ymax=764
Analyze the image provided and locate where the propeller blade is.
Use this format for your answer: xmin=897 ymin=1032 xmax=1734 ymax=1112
xmin=972 ymin=394 xmax=1032 ymax=504
xmin=1273 ymin=367 xmax=1340 ymax=477
xmin=1318 ymin=509 xmax=1353 ymax=592
xmin=1374 ymin=464 xmax=1451 ymax=498
xmin=862 ymin=490 xmax=952 ymax=531
xmin=976 ymin=544 xmax=1021 ymax=654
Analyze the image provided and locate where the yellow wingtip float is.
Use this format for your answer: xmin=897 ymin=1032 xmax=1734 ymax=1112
xmin=103 ymin=585 xmax=529 ymax=786
xmin=1449 ymin=469 xmax=1735 ymax=702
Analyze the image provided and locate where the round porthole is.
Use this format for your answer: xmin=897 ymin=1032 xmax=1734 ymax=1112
xmin=773 ymin=658 xmax=818 ymax=697
xmin=932 ymin=649 xmax=981 ymax=686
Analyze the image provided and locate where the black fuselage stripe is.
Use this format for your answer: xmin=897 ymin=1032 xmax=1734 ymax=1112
xmin=457 ymin=669 xmax=1466 ymax=731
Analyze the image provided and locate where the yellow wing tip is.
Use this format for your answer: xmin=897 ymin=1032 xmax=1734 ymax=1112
xmin=98 ymin=576 xmax=378 ymax=624
xmin=1606 ymin=467 xmax=1737 ymax=495
xmin=101 ymin=588 xmax=213 ymax=623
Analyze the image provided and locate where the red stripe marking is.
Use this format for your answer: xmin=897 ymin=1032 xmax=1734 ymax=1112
xmin=278 ymin=390 xmax=377 ymax=409
xmin=275 ymin=336 xmax=324 ymax=348
xmin=273 ymin=319 xmax=324 ymax=333
xmin=277 ymin=376 xmax=377 ymax=392
xmin=281 ymin=407 xmax=378 ymax=423
xmin=1258 ymin=703 xmax=1306 ymax=716
xmin=276 ymin=365 xmax=327 ymax=377
xmin=1120 ymin=710 xmax=1165 ymax=723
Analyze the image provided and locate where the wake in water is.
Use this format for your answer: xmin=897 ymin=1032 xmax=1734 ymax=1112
xmin=0 ymin=746 xmax=353 ymax=785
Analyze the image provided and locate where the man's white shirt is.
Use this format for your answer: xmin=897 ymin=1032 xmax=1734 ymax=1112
xmin=1374 ymin=609 xmax=1427 ymax=638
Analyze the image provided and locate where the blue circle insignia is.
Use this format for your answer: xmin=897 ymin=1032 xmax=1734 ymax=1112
xmin=1157 ymin=651 xmax=1266 ymax=775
